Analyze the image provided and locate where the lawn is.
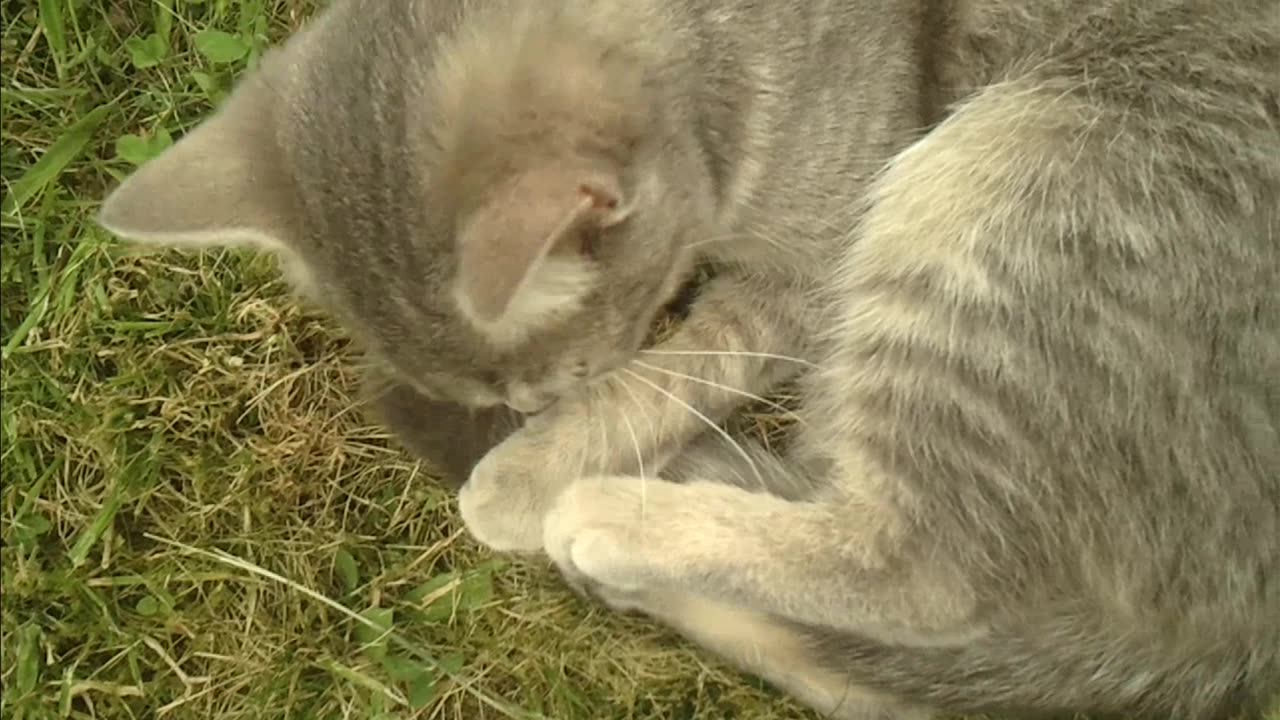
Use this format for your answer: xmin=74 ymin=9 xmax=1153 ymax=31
xmin=0 ymin=2 xmax=816 ymax=718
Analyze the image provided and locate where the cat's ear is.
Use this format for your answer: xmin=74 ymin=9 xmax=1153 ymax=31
xmin=453 ymin=164 xmax=629 ymax=335
xmin=97 ymin=81 xmax=295 ymax=253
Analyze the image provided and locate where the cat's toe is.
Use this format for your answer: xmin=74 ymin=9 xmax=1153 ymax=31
xmin=543 ymin=476 xmax=652 ymax=592
xmin=568 ymin=528 xmax=645 ymax=592
xmin=559 ymin=571 xmax=651 ymax=614
xmin=457 ymin=452 xmax=546 ymax=553
xmin=587 ymin=584 xmax=654 ymax=614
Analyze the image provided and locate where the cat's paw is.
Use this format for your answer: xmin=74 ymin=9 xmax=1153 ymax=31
xmin=458 ymin=398 xmax=630 ymax=553
xmin=558 ymin=570 xmax=654 ymax=615
xmin=543 ymin=476 xmax=672 ymax=592
xmin=458 ymin=437 xmax=560 ymax=553
xmin=586 ymin=584 xmax=655 ymax=615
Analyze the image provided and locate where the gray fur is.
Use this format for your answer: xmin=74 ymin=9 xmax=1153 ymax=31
xmin=98 ymin=0 xmax=1280 ymax=718
xmin=362 ymin=371 xmax=524 ymax=489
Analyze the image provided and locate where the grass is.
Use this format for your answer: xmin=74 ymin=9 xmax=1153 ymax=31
xmin=0 ymin=2 xmax=816 ymax=718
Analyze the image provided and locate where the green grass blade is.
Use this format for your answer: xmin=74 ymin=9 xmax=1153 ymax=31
xmin=16 ymin=622 xmax=43 ymax=696
xmin=66 ymin=486 xmax=122 ymax=569
xmin=38 ymin=0 xmax=69 ymax=75
xmin=2 ymin=289 xmax=50 ymax=360
xmin=1 ymin=103 xmax=112 ymax=216
xmin=153 ymin=0 xmax=173 ymax=45
xmin=318 ymin=659 xmax=406 ymax=706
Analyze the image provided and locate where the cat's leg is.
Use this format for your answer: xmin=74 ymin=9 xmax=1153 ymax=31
xmin=460 ymin=271 xmax=816 ymax=551
xmin=657 ymin=429 xmax=823 ymax=500
xmin=572 ymin=437 xmax=935 ymax=720
xmin=595 ymin=587 xmax=935 ymax=720
xmin=538 ymin=405 xmax=975 ymax=637
xmin=543 ymin=460 xmax=977 ymax=644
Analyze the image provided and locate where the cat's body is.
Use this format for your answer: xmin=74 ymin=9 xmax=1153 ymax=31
xmin=98 ymin=0 xmax=1280 ymax=718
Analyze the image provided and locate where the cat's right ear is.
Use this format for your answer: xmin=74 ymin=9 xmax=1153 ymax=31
xmin=97 ymin=80 xmax=294 ymax=253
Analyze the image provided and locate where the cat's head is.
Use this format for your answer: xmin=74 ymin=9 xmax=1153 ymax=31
xmin=97 ymin=2 xmax=710 ymax=412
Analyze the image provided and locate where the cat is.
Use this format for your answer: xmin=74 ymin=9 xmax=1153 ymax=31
xmin=96 ymin=0 xmax=1280 ymax=718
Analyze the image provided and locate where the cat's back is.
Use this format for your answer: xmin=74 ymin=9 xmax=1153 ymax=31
xmin=675 ymin=0 xmax=1279 ymax=263
xmin=807 ymin=0 xmax=1280 ymax=591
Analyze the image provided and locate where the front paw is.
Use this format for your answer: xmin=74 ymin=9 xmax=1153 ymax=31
xmin=543 ymin=476 xmax=670 ymax=593
xmin=567 ymin=575 xmax=656 ymax=616
xmin=458 ymin=439 xmax=559 ymax=553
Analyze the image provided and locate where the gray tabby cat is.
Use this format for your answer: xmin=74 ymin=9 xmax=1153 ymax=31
xmin=97 ymin=0 xmax=1280 ymax=718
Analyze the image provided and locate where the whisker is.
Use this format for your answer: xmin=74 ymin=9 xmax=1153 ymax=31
xmin=584 ymin=385 xmax=601 ymax=479
xmin=616 ymin=375 xmax=660 ymax=519
xmin=621 ymin=368 xmax=765 ymax=490
xmin=632 ymin=360 xmax=806 ymax=426
xmin=618 ymin=401 xmax=647 ymax=522
xmin=615 ymin=374 xmax=658 ymax=450
xmin=639 ymin=348 xmax=821 ymax=370
xmin=614 ymin=386 xmax=647 ymax=481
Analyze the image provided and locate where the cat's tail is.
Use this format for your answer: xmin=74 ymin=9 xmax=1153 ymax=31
xmin=803 ymin=611 xmax=1276 ymax=720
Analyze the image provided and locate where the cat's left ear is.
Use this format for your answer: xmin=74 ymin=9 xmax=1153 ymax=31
xmin=452 ymin=163 xmax=631 ymax=331
xmin=97 ymin=77 xmax=296 ymax=253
